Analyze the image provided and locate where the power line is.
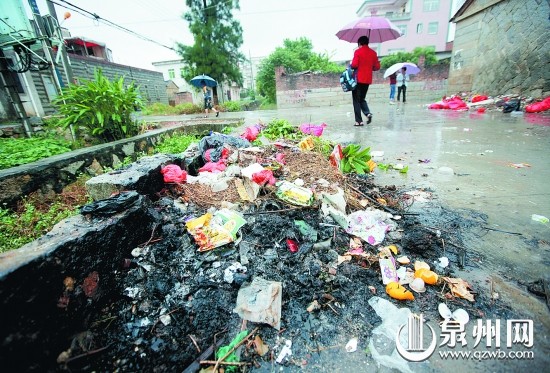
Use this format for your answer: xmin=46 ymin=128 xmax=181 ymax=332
xmin=49 ymin=0 xmax=177 ymax=51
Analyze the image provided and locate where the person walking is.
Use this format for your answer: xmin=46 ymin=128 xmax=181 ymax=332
xmin=350 ymin=35 xmax=380 ymax=126
xmin=389 ymin=72 xmax=397 ymax=104
xmin=202 ymin=81 xmax=219 ymax=117
xmin=396 ymin=67 xmax=409 ymax=103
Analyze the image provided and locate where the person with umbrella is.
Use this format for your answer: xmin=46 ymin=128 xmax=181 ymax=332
xmin=201 ymin=80 xmax=219 ymax=118
xmin=350 ymin=35 xmax=380 ymax=126
xmin=389 ymin=72 xmax=397 ymax=104
xmin=396 ymin=67 xmax=410 ymax=103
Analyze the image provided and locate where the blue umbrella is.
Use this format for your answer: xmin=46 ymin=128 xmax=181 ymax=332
xmin=189 ymin=74 xmax=217 ymax=88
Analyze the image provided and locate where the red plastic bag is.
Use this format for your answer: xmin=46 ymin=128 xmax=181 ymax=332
xmin=240 ymin=125 xmax=261 ymax=141
xmin=477 ymin=107 xmax=486 ymax=113
xmin=161 ymin=164 xmax=187 ymax=183
xmin=525 ymin=97 xmax=550 ymax=113
xmin=252 ymin=170 xmax=276 ymax=186
xmin=198 ymin=160 xmax=226 ymax=173
xmin=471 ymin=95 xmax=488 ymax=103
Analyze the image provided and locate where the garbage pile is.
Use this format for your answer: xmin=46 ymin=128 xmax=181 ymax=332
xmin=62 ymin=131 xmax=515 ymax=372
xmin=427 ymin=93 xmax=550 ymax=115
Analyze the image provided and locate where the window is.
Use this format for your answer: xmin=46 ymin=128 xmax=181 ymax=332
xmin=428 ymin=22 xmax=439 ymax=34
xmin=168 ymin=69 xmax=175 ymax=79
xmin=42 ymin=75 xmax=58 ymax=101
xmin=417 ymin=23 xmax=423 ymax=34
xmin=179 ymin=67 xmax=185 ymax=78
xmin=423 ymin=0 xmax=439 ymax=12
xmin=397 ymin=25 xmax=407 ymax=37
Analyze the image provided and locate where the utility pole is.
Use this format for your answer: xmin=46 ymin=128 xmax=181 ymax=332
xmin=27 ymin=0 xmax=75 ymax=140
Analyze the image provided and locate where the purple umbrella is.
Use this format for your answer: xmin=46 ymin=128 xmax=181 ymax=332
xmin=336 ymin=16 xmax=402 ymax=43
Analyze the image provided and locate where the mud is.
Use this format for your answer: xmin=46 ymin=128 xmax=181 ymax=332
xmin=48 ymin=176 xmax=518 ymax=373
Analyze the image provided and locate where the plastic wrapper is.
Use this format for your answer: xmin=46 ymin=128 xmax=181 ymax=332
xmin=298 ymin=136 xmax=314 ymax=151
xmin=185 ymin=209 xmax=247 ymax=252
xmin=161 ymin=164 xmax=187 ymax=183
xmin=345 ymin=210 xmax=390 ymax=246
xmin=329 ymin=144 xmax=343 ymax=170
xmin=471 ymin=95 xmax=488 ymax=103
xmin=275 ymin=181 xmax=313 ymax=206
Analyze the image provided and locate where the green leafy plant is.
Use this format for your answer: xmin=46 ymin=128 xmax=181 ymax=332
xmin=340 ymin=144 xmax=372 ymax=174
xmin=261 ymin=118 xmax=300 ymax=140
xmin=155 ymin=133 xmax=200 ymax=154
xmin=310 ymin=136 xmax=335 ymax=157
xmin=53 ymin=69 xmax=143 ymax=143
xmin=0 ymin=136 xmax=73 ymax=170
xmin=219 ymin=100 xmax=242 ymax=112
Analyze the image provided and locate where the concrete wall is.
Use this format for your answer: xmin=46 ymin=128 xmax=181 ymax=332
xmin=0 ymin=122 xmax=226 ymax=208
xmin=275 ymin=64 xmax=449 ymax=109
xmin=448 ymin=0 xmax=550 ymax=98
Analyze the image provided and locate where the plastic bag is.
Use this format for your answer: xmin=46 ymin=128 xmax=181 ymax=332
xmin=299 ymin=123 xmax=327 ymax=137
xmin=198 ymin=133 xmax=251 ymax=162
xmin=252 ymin=169 xmax=276 ymax=186
xmin=525 ymin=97 xmax=550 ymax=113
xmin=198 ymin=160 xmax=226 ymax=173
xmin=240 ymin=124 xmax=262 ymax=141
xmin=502 ymin=98 xmax=521 ymax=113
xmin=161 ymin=164 xmax=187 ymax=183
xmin=471 ymin=95 xmax=488 ymax=103
xmin=80 ymin=191 xmax=139 ymax=217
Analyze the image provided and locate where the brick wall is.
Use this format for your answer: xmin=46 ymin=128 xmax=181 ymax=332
xmin=275 ymin=64 xmax=449 ymax=109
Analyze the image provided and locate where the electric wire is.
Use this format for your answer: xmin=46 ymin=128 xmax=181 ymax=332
xmin=50 ymin=0 xmax=177 ymax=51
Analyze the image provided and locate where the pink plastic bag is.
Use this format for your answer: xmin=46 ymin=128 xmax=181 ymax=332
xmin=198 ymin=160 xmax=226 ymax=173
xmin=525 ymin=97 xmax=550 ymax=113
xmin=299 ymin=123 xmax=327 ymax=137
xmin=240 ymin=124 xmax=261 ymax=141
xmin=161 ymin=164 xmax=187 ymax=183
xmin=275 ymin=153 xmax=286 ymax=165
xmin=252 ymin=170 xmax=276 ymax=186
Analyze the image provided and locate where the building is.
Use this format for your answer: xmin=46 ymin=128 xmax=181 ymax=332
xmin=356 ymin=0 xmax=465 ymax=58
xmin=447 ymin=0 xmax=550 ymax=97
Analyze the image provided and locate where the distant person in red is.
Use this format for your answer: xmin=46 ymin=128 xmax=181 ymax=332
xmin=350 ymin=35 xmax=380 ymax=126
xmin=389 ymin=72 xmax=397 ymax=104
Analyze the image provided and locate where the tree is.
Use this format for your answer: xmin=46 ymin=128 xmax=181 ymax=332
xmin=380 ymin=46 xmax=438 ymax=68
xmin=256 ymin=38 xmax=342 ymax=103
xmin=177 ymin=0 xmax=245 ymax=87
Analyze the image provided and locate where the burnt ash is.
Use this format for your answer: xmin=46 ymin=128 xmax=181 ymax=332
xmin=53 ymin=181 xmax=516 ymax=373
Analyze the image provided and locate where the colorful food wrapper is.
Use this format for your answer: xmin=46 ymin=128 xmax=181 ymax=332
xmin=275 ymin=181 xmax=313 ymax=206
xmin=185 ymin=209 xmax=246 ymax=252
xmin=379 ymin=257 xmax=398 ymax=285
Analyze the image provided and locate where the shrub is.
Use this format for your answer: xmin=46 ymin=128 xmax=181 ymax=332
xmin=220 ymin=101 xmax=242 ymax=112
xmin=155 ymin=133 xmax=200 ymax=154
xmin=174 ymin=103 xmax=202 ymax=114
xmin=53 ymin=69 xmax=143 ymax=143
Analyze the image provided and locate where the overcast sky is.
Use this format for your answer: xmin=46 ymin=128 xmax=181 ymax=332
xmin=32 ymin=0 xmax=364 ymax=70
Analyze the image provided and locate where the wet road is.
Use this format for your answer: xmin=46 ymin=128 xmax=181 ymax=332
xmin=142 ymin=101 xmax=550 ymax=372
